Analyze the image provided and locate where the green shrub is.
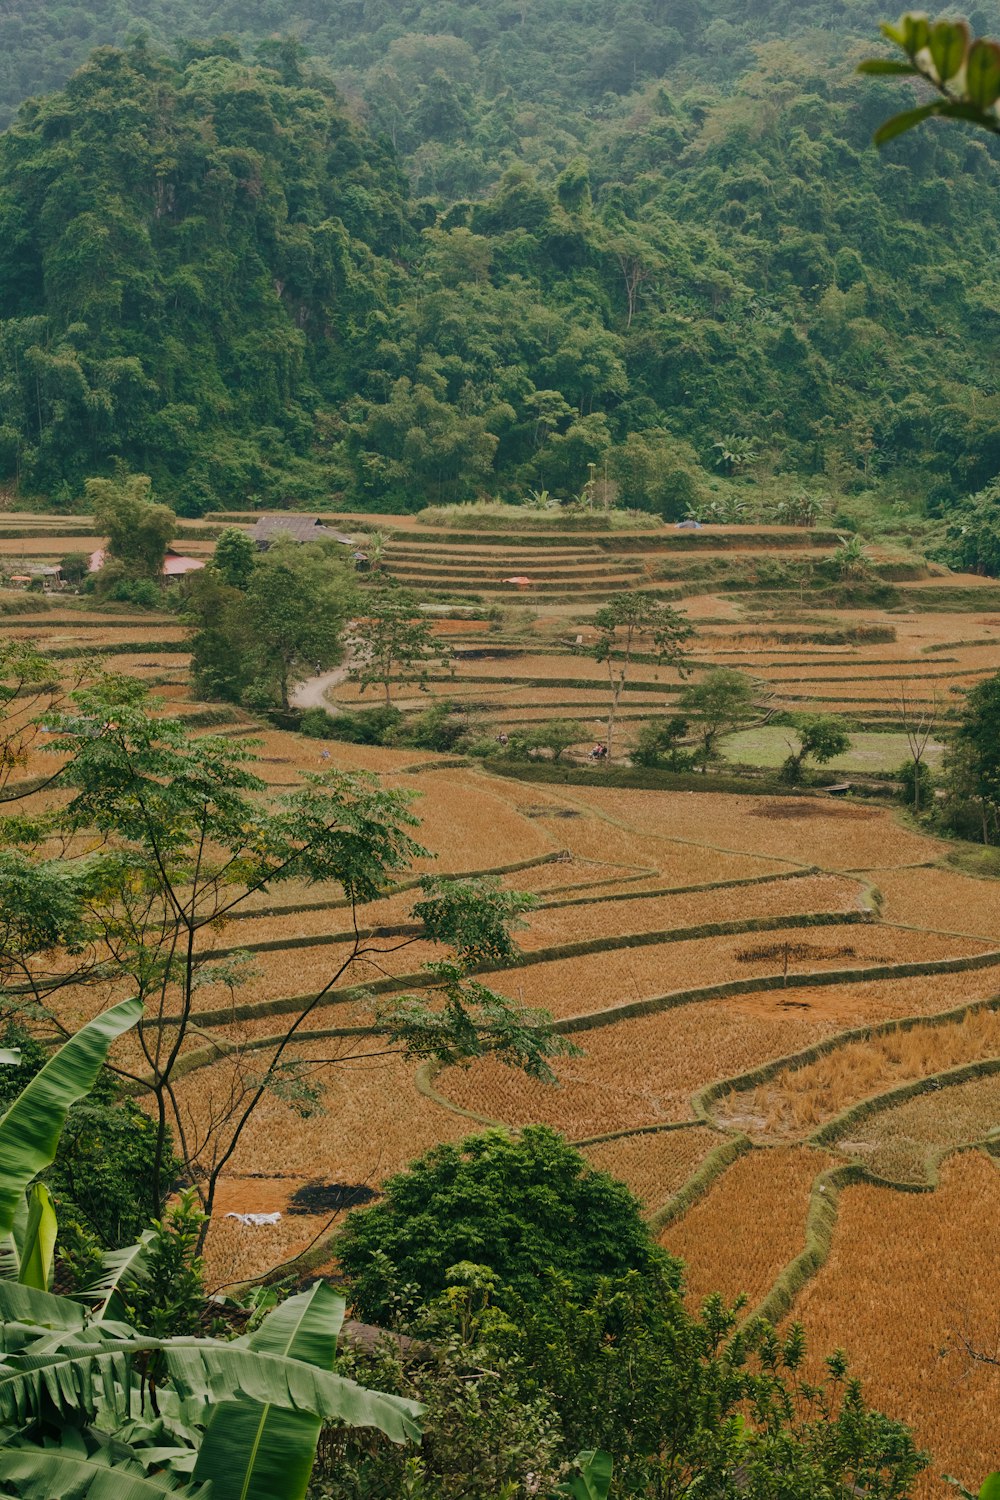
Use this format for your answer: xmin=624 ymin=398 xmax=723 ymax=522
xmin=338 ymin=1126 xmax=671 ymax=1322
xmin=300 ymin=704 xmax=402 ymax=745
xmin=896 ymin=758 xmax=934 ymax=808
xmin=404 ymin=699 xmax=470 ymax=751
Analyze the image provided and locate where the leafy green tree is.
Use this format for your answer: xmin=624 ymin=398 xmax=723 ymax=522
xmin=244 ymin=542 xmax=356 ymax=709
xmin=30 ymin=678 xmax=567 ymax=1232
xmin=87 ymin=472 xmax=175 ymax=581
xmin=588 ymin=593 xmax=693 ymax=762
xmin=212 ymin=526 xmax=258 ymax=590
xmin=680 ymin=668 xmax=757 ymax=771
xmin=896 ymin=757 xmax=935 ymax=810
xmin=58 ymin=552 xmax=90 ymax=586
xmin=944 ymin=672 xmax=1000 ymax=842
xmin=348 ymin=587 xmax=453 ymax=706
xmin=630 ymin=714 xmax=691 ymax=769
xmin=333 ymin=1184 xmax=926 ymax=1500
xmin=338 ymin=1126 xmax=669 ymax=1323
xmin=780 ymin=714 xmax=852 ymax=784
xmin=185 ymin=569 xmax=252 ymax=703
xmin=488 ymin=1270 xmax=927 ymax=1499
xmin=188 ymin=542 xmax=356 ymax=709
xmin=530 ymin=717 xmax=587 ymax=762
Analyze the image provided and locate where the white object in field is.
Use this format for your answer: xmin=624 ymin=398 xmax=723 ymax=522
xmin=224 ymin=1211 xmax=282 ymax=1226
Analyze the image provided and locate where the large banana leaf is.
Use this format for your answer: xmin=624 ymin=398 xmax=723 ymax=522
xmin=0 ymin=1280 xmax=87 ymax=1351
xmin=0 ymin=1335 xmax=423 ymax=1441
xmin=84 ymin=1231 xmax=155 ymax=1319
xmin=18 ymin=1185 xmax=57 ymax=1291
xmin=192 ymin=1282 xmax=361 ymax=1500
xmin=0 ymin=1280 xmax=87 ymax=1324
xmin=0 ymin=997 xmax=143 ymax=1241
xmin=0 ymin=1446 xmax=210 ymax=1498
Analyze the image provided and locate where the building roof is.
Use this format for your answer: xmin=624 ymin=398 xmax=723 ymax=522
xmin=251 ymin=515 xmax=354 ymax=546
xmin=89 ymin=547 xmax=204 ymax=578
xmin=162 ymin=555 xmax=205 ymax=576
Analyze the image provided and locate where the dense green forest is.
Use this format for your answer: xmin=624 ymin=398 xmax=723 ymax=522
xmin=1 ymin=3 xmax=1000 ymax=515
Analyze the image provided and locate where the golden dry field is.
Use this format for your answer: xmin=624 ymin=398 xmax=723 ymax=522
xmin=4 ymin=509 xmax=1000 ymax=1495
xmin=659 ymin=1144 xmax=839 ymax=1308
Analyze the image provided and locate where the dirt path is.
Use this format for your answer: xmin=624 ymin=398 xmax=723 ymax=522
xmin=289 ymin=663 xmax=350 ymax=711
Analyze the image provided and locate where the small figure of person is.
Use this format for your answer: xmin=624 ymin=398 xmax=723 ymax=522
xmin=318 ymin=748 xmax=331 ymax=765
xmin=496 ymin=731 xmax=509 ymax=749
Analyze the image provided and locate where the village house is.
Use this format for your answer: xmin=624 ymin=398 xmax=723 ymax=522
xmin=87 ymin=548 xmax=206 ymax=581
xmin=250 ymin=515 xmax=356 ymax=549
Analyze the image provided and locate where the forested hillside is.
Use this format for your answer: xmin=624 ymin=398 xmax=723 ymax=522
xmin=1 ymin=3 xmax=1000 ymax=514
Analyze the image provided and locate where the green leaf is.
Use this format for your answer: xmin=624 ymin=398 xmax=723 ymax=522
xmin=929 ymin=19 xmax=969 ymax=81
xmin=192 ymin=1282 xmax=345 ymax=1500
xmin=0 ymin=1446 xmax=208 ymax=1497
xmin=980 ymin=1476 xmax=1000 ymax=1500
xmin=901 ymin=11 xmax=931 ymax=55
xmin=874 ymin=101 xmax=942 ymax=143
xmin=857 ymin=58 xmax=919 ymax=74
xmin=966 ymin=40 xmax=1000 ymax=108
xmin=557 ymin=1450 xmax=614 ymax=1500
xmin=935 ymin=99 xmax=1000 ymax=126
xmin=0 ymin=1280 xmax=88 ymax=1337
xmin=83 ymin=1232 xmax=155 ymax=1319
xmin=0 ymin=1335 xmax=423 ymax=1443
xmin=0 ymin=997 xmax=143 ymax=1241
xmin=18 ymin=1185 xmax=57 ymax=1292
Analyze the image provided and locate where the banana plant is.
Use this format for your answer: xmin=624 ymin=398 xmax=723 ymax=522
xmin=557 ymin=1450 xmax=613 ymax=1500
xmin=0 ymin=996 xmax=143 ymax=1283
xmin=0 ymin=1004 xmax=423 ymax=1497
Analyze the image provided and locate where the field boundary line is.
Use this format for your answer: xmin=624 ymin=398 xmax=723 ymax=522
xmin=412 ymin=1060 xmax=506 ymax=1128
xmin=646 ymin=1135 xmax=753 ymax=1234
xmin=203 ymin=905 xmax=864 ymax=966
xmin=749 ymin=1137 xmax=1000 ymax=1329
xmin=691 ymin=992 xmax=1000 ymax=1129
xmin=571 ymin=1119 xmax=710 ymax=1148
xmin=556 ymin=947 xmax=1000 ymax=1036
xmin=810 ymin=1054 xmax=1000 ymax=1163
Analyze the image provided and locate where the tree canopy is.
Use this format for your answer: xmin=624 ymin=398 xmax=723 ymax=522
xmin=337 ymin=1125 xmax=670 ymax=1322
xmin=2 ymin=20 xmax=1000 ymax=516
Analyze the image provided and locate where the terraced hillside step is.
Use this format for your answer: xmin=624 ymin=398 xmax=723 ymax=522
xmin=385 ymin=560 xmax=648 ymax=581
xmin=386 ymin=542 xmax=604 ymax=560
xmin=389 ymin=526 xmax=844 ymax=551
xmin=415 ymin=579 xmax=656 ymax=597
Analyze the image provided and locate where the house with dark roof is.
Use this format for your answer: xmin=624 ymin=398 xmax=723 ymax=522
xmin=251 ymin=516 xmax=355 ymax=549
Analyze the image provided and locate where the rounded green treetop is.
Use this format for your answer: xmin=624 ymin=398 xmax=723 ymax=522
xmin=338 ymin=1125 xmax=676 ymax=1323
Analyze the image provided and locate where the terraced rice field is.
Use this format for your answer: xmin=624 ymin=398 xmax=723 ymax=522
xmin=660 ymin=1145 xmax=838 ymax=1308
xmin=793 ymin=1153 xmax=1000 ymax=1498
xmin=5 ymin=512 xmax=1000 ymax=1493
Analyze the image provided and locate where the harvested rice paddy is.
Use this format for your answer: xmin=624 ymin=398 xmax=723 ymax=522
xmin=6 ymin=513 xmax=1000 ymax=1494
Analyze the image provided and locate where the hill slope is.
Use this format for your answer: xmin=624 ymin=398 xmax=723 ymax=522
xmin=1 ymin=6 xmax=999 ymax=514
